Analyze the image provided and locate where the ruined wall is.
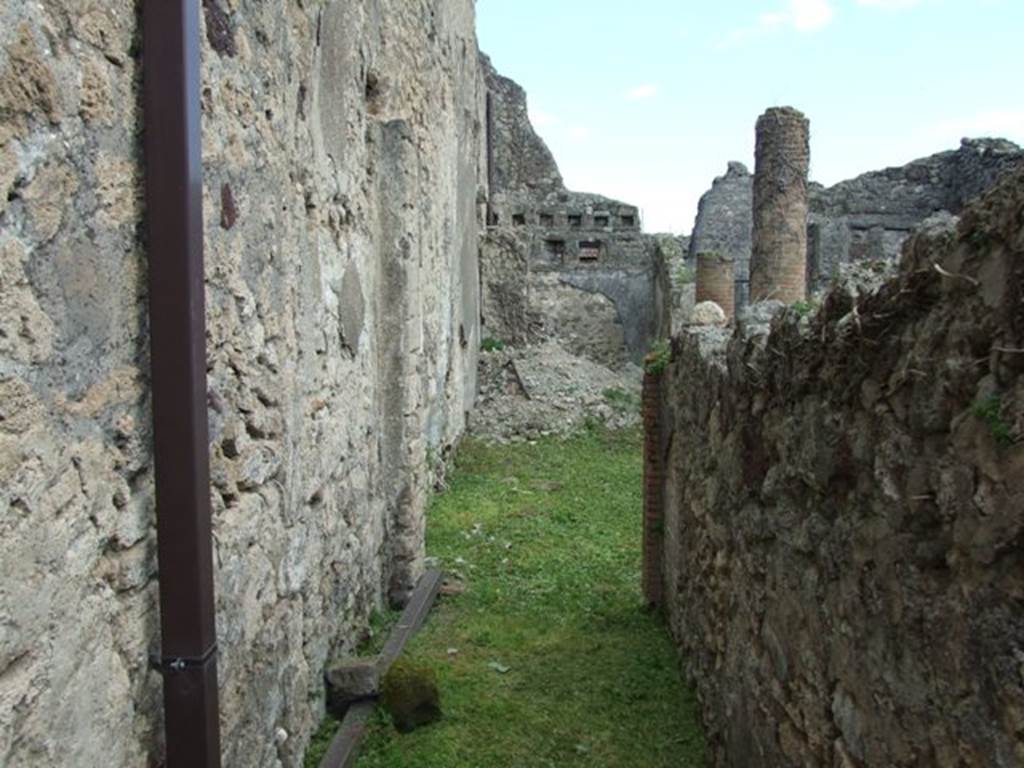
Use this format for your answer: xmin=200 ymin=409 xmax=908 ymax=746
xmin=479 ymin=59 xmax=668 ymax=366
xmin=689 ymin=162 xmax=752 ymax=307
xmin=659 ymin=169 xmax=1024 ymax=767
xmin=0 ymin=1 xmax=484 ymax=765
xmin=809 ymin=138 xmax=1024 ymax=287
xmin=690 ymin=137 xmax=1024 ymax=303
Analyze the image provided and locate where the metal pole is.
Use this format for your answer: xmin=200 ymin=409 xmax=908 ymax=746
xmin=142 ymin=1 xmax=222 ymax=765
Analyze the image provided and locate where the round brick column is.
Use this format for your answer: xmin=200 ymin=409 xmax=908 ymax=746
xmin=750 ymin=106 xmax=810 ymax=304
xmin=695 ymin=252 xmax=736 ymax=322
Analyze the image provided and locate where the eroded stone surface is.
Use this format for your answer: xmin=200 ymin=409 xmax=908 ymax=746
xmin=661 ymin=168 xmax=1024 ymax=768
xmin=0 ymin=1 xmax=485 ymax=766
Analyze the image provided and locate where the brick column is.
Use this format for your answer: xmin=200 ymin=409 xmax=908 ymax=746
xmin=750 ymin=106 xmax=810 ymax=303
xmin=642 ymin=368 xmax=665 ymax=609
xmin=695 ymin=252 xmax=736 ymax=322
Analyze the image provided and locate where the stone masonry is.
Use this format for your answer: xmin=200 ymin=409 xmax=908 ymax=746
xmin=688 ymin=162 xmax=753 ymax=308
xmin=750 ymin=106 xmax=811 ymax=303
xmin=659 ymin=168 xmax=1024 ymax=767
xmin=690 ymin=133 xmax=1024 ymax=308
xmin=695 ymin=252 xmax=736 ymax=322
xmin=0 ymin=1 xmax=484 ymax=765
xmin=479 ymin=56 xmax=669 ymax=367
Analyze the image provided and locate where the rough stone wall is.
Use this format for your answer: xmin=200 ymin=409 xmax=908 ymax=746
xmin=0 ymin=1 xmax=484 ymax=765
xmin=480 ymin=54 xmax=562 ymax=206
xmin=660 ymin=169 xmax=1024 ymax=767
xmin=750 ymin=106 xmax=810 ymax=303
xmin=695 ymin=253 xmax=736 ymax=322
xmin=478 ymin=59 xmax=668 ymax=365
xmin=809 ymin=138 xmax=1024 ymax=287
xmin=690 ymin=137 xmax=1024 ymax=303
xmin=689 ymin=162 xmax=753 ymax=306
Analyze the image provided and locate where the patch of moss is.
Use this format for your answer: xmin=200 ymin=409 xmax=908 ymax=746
xmin=973 ymin=395 xmax=1014 ymax=446
xmin=480 ymin=337 xmax=505 ymax=352
xmin=380 ymin=659 xmax=442 ymax=733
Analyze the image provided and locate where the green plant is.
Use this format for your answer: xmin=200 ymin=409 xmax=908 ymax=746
xmin=602 ymin=387 xmax=639 ymax=415
xmin=644 ymin=340 xmax=671 ymax=375
xmin=973 ymin=395 xmax=1014 ymax=446
xmin=790 ymin=300 xmax=816 ymax=318
xmin=675 ymin=266 xmax=695 ymax=285
xmin=342 ymin=429 xmax=705 ymax=767
xmin=480 ymin=337 xmax=505 ymax=352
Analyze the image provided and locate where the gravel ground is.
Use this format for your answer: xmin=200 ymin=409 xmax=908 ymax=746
xmin=467 ymin=341 xmax=642 ymax=443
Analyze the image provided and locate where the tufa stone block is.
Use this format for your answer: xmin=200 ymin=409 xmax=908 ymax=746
xmin=325 ymin=658 xmax=380 ymax=715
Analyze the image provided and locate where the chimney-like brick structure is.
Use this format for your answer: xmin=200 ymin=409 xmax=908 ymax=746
xmin=750 ymin=106 xmax=810 ymax=303
xmin=642 ymin=368 xmax=665 ymax=609
xmin=695 ymin=252 xmax=736 ymax=322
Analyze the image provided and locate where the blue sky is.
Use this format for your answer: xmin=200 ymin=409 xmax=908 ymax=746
xmin=477 ymin=0 xmax=1024 ymax=233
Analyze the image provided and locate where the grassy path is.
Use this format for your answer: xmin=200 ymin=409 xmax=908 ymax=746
xmin=309 ymin=427 xmax=705 ymax=767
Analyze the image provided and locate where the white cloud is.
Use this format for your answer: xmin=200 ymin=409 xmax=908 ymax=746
xmin=856 ymin=0 xmax=921 ymax=8
xmin=626 ymin=84 xmax=659 ymax=101
xmin=788 ymin=0 xmax=835 ymax=30
xmin=720 ymin=0 xmax=834 ymax=48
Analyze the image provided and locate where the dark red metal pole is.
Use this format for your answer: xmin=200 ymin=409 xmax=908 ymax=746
xmin=142 ymin=1 xmax=222 ymax=765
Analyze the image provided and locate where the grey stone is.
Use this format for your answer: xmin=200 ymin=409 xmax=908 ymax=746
xmin=338 ymin=264 xmax=365 ymax=355
xmin=688 ymin=136 xmax=1024 ymax=309
xmin=690 ymin=301 xmax=727 ymax=326
xmin=479 ymin=56 xmax=669 ymax=366
xmin=0 ymin=1 xmax=485 ymax=765
xmin=326 ymin=659 xmax=380 ymax=713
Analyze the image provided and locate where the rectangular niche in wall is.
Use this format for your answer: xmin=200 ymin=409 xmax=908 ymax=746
xmin=545 ymin=239 xmax=566 ymax=256
xmin=594 ymin=214 xmax=610 ymax=228
xmin=539 ymin=212 xmax=554 ymax=227
xmin=620 ymin=214 xmax=635 ymax=227
xmin=513 ymin=213 xmax=526 ymax=226
xmin=578 ymin=240 xmax=602 ymax=262
xmin=568 ymin=214 xmax=582 ymax=229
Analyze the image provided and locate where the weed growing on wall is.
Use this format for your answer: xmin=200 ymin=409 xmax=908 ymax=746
xmin=644 ymin=340 xmax=671 ymax=375
xmin=973 ymin=395 xmax=1014 ymax=446
xmin=480 ymin=337 xmax=506 ymax=352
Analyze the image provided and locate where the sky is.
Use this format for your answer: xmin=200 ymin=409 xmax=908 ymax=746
xmin=476 ymin=0 xmax=1024 ymax=234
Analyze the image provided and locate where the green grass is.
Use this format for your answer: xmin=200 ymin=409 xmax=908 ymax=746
xmin=345 ymin=426 xmax=705 ymax=768
xmin=602 ymin=387 xmax=640 ymax=415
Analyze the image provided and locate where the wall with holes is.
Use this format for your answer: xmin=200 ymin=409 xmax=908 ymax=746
xmin=0 ymin=1 xmax=485 ymax=765
xmin=477 ymin=56 xmax=669 ymax=367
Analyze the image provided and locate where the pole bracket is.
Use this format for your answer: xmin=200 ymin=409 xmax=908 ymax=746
xmin=149 ymin=644 xmax=219 ymax=675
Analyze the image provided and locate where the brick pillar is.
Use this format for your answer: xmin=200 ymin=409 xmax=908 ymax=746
xmin=642 ymin=368 xmax=665 ymax=609
xmin=750 ymin=106 xmax=810 ymax=303
xmin=695 ymin=252 xmax=736 ymax=322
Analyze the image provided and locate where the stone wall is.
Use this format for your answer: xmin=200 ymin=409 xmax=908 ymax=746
xmin=659 ymin=169 xmax=1024 ymax=766
xmin=689 ymin=162 xmax=753 ymax=307
xmin=479 ymin=57 xmax=669 ymax=367
xmin=808 ymin=138 xmax=1024 ymax=288
xmin=689 ymin=136 xmax=1024 ymax=306
xmin=0 ymin=1 xmax=484 ymax=765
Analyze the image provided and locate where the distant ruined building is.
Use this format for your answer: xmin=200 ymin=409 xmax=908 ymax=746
xmin=478 ymin=56 xmax=670 ymax=368
xmin=688 ymin=131 xmax=1024 ymax=311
